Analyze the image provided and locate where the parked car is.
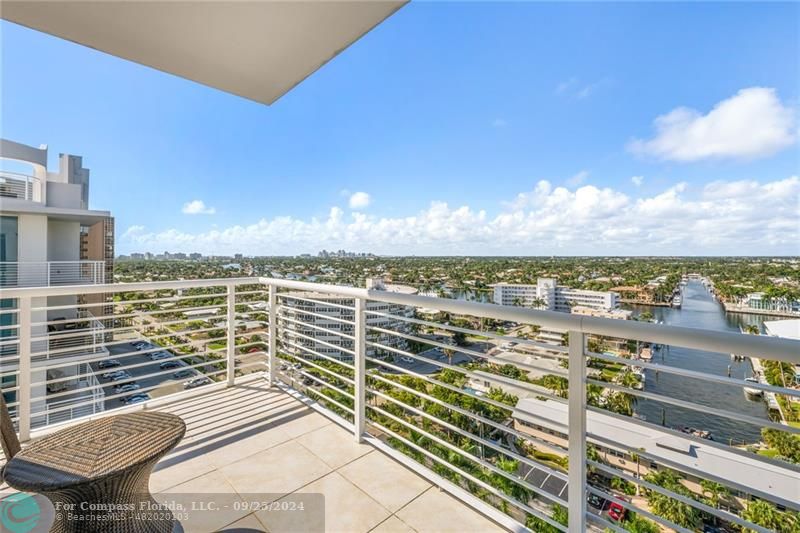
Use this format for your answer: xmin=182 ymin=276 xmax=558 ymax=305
xmin=184 ymin=377 xmax=211 ymax=389
xmin=102 ymin=369 xmax=128 ymax=380
xmin=114 ymin=383 xmax=140 ymax=394
xmin=172 ymin=369 xmax=193 ymax=379
xmin=399 ymin=356 xmax=415 ymax=364
xmin=149 ymin=351 xmax=172 ymax=361
xmin=587 ymin=494 xmax=606 ymax=511
xmin=160 ymin=360 xmax=185 ymax=370
xmin=607 ymin=501 xmax=625 ymax=522
xmin=302 ymin=377 xmax=315 ymax=386
xmin=133 ymin=341 xmax=153 ymax=351
xmin=124 ymin=393 xmax=150 ymax=405
xmin=98 ymin=359 xmax=121 ymax=369
xmin=109 ymin=372 xmax=133 ymax=382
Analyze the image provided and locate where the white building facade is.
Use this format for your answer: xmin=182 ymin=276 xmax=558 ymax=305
xmin=493 ymin=278 xmax=619 ymax=312
xmin=1 ymin=138 xmax=113 ymax=426
xmin=279 ymin=279 xmax=417 ymax=362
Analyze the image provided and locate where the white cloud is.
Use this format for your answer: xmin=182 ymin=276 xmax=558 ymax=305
xmin=566 ymin=170 xmax=589 ymax=187
xmin=182 ymin=200 xmax=216 ymax=215
xmin=122 ymin=225 xmax=145 ymax=238
xmin=556 ymin=77 xmax=611 ymax=99
xmin=348 ymin=191 xmax=371 ymax=209
xmin=122 ymin=177 xmax=800 ymax=256
xmin=628 ymin=87 xmax=796 ymax=162
xmin=631 ymin=176 xmax=644 ymax=187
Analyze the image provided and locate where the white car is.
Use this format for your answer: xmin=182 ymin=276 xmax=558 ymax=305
xmin=400 ymin=356 xmax=415 ymax=364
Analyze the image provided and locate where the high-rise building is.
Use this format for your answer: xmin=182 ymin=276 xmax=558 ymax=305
xmin=1 ymin=138 xmax=113 ymax=424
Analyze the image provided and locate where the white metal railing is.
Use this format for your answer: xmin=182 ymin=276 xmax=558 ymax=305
xmin=0 ymin=261 xmax=105 ymax=288
xmin=0 ymin=170 xmax=42 ymax=202
xmin=1 ymin=277 xmax=799 ymax=533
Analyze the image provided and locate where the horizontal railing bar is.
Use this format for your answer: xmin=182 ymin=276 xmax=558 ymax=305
xmin=365 ymin=418 xmax=567 ymax=531
xmin=279 ymin=339 xmax=356 ymax=371
xmin=366 ymin=339 xmax=566 ymax=401
xmin=281 ymin=327 xmax=356 ymax=356
xmin=368 ymin=401 xmax=570 ymax=508
xmin=33 ymin=293 xmax=228 ymax=314
xmin=29 ymin=340 xmax=226 ymax=374
xmin=587 ymin=350 xmax=800 ymax=398
xmin=587 ymin=428 xmax=800 ymax=513
xmin=363 ymin=353 xmax=557 ymax=422
xmin=278 ymin=314 xmax=356 ymax=341
xmin=31 ymin=360 xmax=225 ymax=408
xmin=368 ymin=324 xmax=570 ymax=376
xmin=586 ymin=377 xmax=799 ymax=434
xmin=587 ymin=460 xmax=772 ymax=533
xmin=32 ymin=369 xmax=229 ymax=418
xmin=373 ymin=387 xmax=569 ymax=483
xmin=278 ymin=293 xmax=357 ymax=312
xmin=292 ymin=369 xmax=355 ymax=400
xmin=288 ymin=357 xmax=355 ymax=386
xmin=32 ymin=349 xmax=226 ymax=391
xmin=367 ymin=370 xmax=568 ymax=455
xmin=4 ymin=278 xmax=256 ymax=299
xmin=277 ymin=305 xmax=355 ymax=326
xmin=365 ymin=308 xmax=569 ymax=354
xmin=303 ymin=385 xmax=355 ymax=415
xmin=29 ymin=325 xmax=226 ymax=358
xmin=585 ymin=483 xmax=692 ymax=533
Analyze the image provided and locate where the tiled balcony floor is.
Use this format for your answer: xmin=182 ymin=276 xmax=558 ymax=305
xmin=2 ymin=382 xmax=508 ymax=533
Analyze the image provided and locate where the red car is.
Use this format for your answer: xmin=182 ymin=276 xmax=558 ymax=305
xmin=607 ymin=501 xmax=626 ymax=521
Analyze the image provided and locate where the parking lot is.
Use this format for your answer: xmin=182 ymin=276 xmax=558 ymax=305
xmin=91 ymin=341 xmax=208 ymax=410
xmin=377 ymin=347 xmax=473 ymax=375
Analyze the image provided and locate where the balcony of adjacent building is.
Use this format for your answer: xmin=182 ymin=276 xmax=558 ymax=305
xmin=1 ymin=277 xmax=798 ymax=533
xmin=0 ymin=260 xmax=105 ymax=288
xmin=0 ymin=170 xmax=42 ymax=203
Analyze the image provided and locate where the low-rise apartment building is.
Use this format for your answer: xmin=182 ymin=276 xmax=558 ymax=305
xmin=492 ymin=278 xmax=619 ymax=312
xmin=279 ymin=278 xmax=417 ymax=361
xmin=513 ymin=397 xmax=798 ymax=512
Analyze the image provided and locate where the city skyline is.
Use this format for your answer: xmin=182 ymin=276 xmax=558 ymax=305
xmin=1 ymin=2 xmax=798 ymax=256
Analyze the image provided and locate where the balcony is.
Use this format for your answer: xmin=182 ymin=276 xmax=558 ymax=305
xmin=1 ymin=278 xmax=799 ymax=532
xmin=0 ymin=260 xmax=105 ymax=288
xmin=0 ymin=170 xmax=41 ymax=202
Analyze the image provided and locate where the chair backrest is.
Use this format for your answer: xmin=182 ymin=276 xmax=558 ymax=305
xmin=0 ymin=393 xmax=21 ymax=461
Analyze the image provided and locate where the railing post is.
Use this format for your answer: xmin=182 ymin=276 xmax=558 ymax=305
xmin=353 ymin=297 xmax=366 ymax=442
xmin=567 ymin=330 xmax=587 ymax=533
xmin=18 ymin=296 xmax=32 ymax=442
xmin=226 ymin=284 xmax=236 ymax=386
xmin=267 ymin=283 xmax=277 ymax=385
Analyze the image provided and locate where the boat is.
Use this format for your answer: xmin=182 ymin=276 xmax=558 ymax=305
xmin=639 ymin=347 xmax=653 ymax=361
xmin=743 ymin=377 xmax=763 ymax=398
xmin=679 ymin=426 xmax=713 ymax=440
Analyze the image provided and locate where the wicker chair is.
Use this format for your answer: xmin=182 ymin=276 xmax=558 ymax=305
xmin=0 ymin=393 xmax=22 ymax=482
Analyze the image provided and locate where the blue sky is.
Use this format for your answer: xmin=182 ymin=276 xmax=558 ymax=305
xmin=2 ymin=2 xmax=798 ymax=256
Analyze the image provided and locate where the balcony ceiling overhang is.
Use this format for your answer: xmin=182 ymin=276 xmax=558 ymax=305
xmin=1 ymin=0 xmax=406 ymax=105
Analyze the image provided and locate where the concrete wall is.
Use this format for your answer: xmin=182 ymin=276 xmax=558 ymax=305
xmin=17 ymin=214 xmax=48 ymax=262
xmin=47 ymin=220 xmax=80 ymax=262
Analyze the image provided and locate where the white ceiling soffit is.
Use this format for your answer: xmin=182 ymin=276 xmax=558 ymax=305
xmin=1 ymin=1 xmax=407 ymax=105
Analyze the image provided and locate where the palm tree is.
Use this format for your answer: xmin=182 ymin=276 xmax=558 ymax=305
xmin=443 ymin=347 xmax=455 ymax=366
xmin=742 ymin=499 xmax=790 ymax=532
xmin=700 ymin=479 xmax=729 ymax=509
